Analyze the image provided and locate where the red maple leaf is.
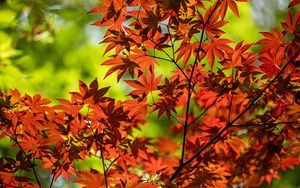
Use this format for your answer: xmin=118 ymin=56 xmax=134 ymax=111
xmin=257 ymin=28 xmax=286 ymax=55
xmin=73 ymin=170 xmax=105 ymax=188
xmin=125 ymin=71 xmax=162 ymax=96
xmin=203 ymin=38 xmax=233 ymax=68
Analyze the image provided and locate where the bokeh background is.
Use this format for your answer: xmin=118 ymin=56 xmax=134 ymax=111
xmin=0 ymin=0 xmax=299 ymax=187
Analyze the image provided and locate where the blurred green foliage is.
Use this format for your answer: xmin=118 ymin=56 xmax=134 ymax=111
xmin=0 ymin=0 xmax=299 ymax=187
xmin=0 ymin=0 xmax=127 ymax=102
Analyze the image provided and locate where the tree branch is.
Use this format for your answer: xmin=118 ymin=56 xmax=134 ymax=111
xmin=233 ymin=121 xmax=300 ymax=127
xmin=170 ymin=48 xmax=299 ymax=182
xmin=176 ymin=0 xmax=223 ymax=176
xmin=0 ymin=127 xmax=42 ymax=188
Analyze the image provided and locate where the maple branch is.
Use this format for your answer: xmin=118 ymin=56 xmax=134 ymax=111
xmin=99 ymin=140 xmax=109 ymax=188
xmin=190 ymin=0 xmax=222 ymax=79
xmin=228 ymin=72 xmax=235 ymax=123
xmin=229 ymin=50 xmax=299 ymax=125
xmin=15 ymin=140 xmax=42 ymax=188
xmin=146 ymin=54 xmax=173 ymax=62
xmin=228 ymin=95 xmax=233 ymax=123
xmin=171 ymin=112 xmax=184 ymax=126
xmin=233 ymin=121 xmax=300 ymax=127
xmin=85 ymin=105 xmax=108 ymax=188
xmin=18 ymin=169 xmax=24 ymax=188
xmin=170 ymin=123 xmax=230 ymax=182
xmin=167 ymin=25 xmax=176 ymax=61
xmin=0 ymin=127 xmax=42 ymax=188
xmin=129 ymin=16 xmax=189 ymax=80
xmin=89 ymin=124 xmax=109 ymax=188
xmin=178 ymin=0 xmax=223 ymax=171
xmin=170 ymin=49 xmax=299 ymax=182
xmin=187 ymin=93 xmax=224 ymax=128
xmin=148 ymin=37 xmax=189 ymax=80
xmin=106 ymin=155 xmax=120 ymax=173
xmin=49 ymin=171 xmax=56 ymax=188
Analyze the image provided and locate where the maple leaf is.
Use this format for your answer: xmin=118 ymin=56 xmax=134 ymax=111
xmin=9 ymin=89 xmax=21 ymax=105
xmin=152 ymin=96 xmax=177 ymax=119
xmin=203 ymin=38 xmax=233 ymax=68
xmin=101 ymin=101 xmax=128 ymax=127
xmin=176 ymin=42 xmax=199 ymax=66
xmin=155 ymin=137 xmax=178 ymax=154
xmin=90 ymin=0 xmax=127 ymax=33
xmin=102 ymin=57 xmax=140 ymax=81
xmin=130 ymin=137 xmax=149 ymax=158
xmin=129 ymin=49 xmax=159 ymax=72
xmin=223 ymin=41 xmax=254 ymax=69
xmin=100 ymin=30 xmax=136 ymax=55
xmin=258 ymin=169 xmax=280 ymax=185
xmin=21 ymin=94 xmax=52 ymax=113
xmin=123 ymin=98 xmax=148 ymax=118
xmin=257 ymin=28 xmax=286 ymax=55
xmin=129 ymin=0 xmax=156 ymax=12
xmin=279 ymin=157 xmax=300 ymax=171
xmin=219 ymin=0 xmax=240 ymax=19
xmin=88 ymin=0 xmax=113 ymax=17
xmin=219 ymin=0 xmax=249 ymax=19
xmin=141 ymin=8 xmax=167 ymax=36
xmin=288 ymin=0 xmax=300 ymax=7
xmin=125 ymin=71 xmax=162 ymax=96
xmin=73 ymin=170 xmax=105 ymax=188
xmin=85 ymin=79 xmax=111 ymax=103
xmin=125 ymin=180 xmax=159 ymax=188
xmin=66 ymin=79 xmax=111 ymax=104
xmin=281 ymin=11 xmax=300 ymax=34
xmin=196 ymin=6 xmax=229 ymax=39
xmin=258 ymin=50 xmax=284 ymax=77
xmin=143 ymin=156 xmax=167 ymax=174
xmin=158 ymin=77 xmax=186 ymax=99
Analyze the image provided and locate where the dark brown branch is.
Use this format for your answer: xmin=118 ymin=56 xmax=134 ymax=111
xmin=99 ymin=140 xmax=108 ymax=188
xmin=233 ymin=121 xmax=300 ymax=127
xmin=187 ymin=91 xmax=225 ymax=128
xmin=85 ymin=105 xmax=108 ymax=188
xmin=146 ymin=54 xmax=174 ymax=62
xmin=229 ymin=50 xmax=299 ymax=125
xmin=176 ymin=0 xmax=223 ymax=176
xmin=0 ymin=127 xmax=42 ymax=188
xmin=170 ymin=48 xmax=299 ymax=182
xmin=106 ymin=155 xmax=120 ymax=172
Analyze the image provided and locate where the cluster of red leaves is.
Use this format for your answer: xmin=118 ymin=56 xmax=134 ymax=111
xmin=1 ymin=0 xmax=300 ymax=187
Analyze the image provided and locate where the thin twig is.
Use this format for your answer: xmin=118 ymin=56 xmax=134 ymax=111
xmin=0 ymin=127 xmax=42 ymax=188
xmin=228 ymin=95 xmax=233 ymax=123
xmin=233 ymin=121 xmax=300 ymax=127
xmin=129 ymin=17 xmax=190 ymax=80
xmin=99 ymin=141 xmax=108 ymax=188
xmin=85 ymin=105 xmax=109 ymax=188
xmin=146 ymin=54 xmax=174 ymax=62
xmin=106 ymin=155 xmax=120 ymax=172
xmin=49 ymin=170 xmax=57 ymax=188
xmin=187 ymin=92 xmax=224 ymax=128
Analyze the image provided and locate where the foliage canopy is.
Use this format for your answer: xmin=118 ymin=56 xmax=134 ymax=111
xmin=0 ymin=0 xmax=300 ymax=187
